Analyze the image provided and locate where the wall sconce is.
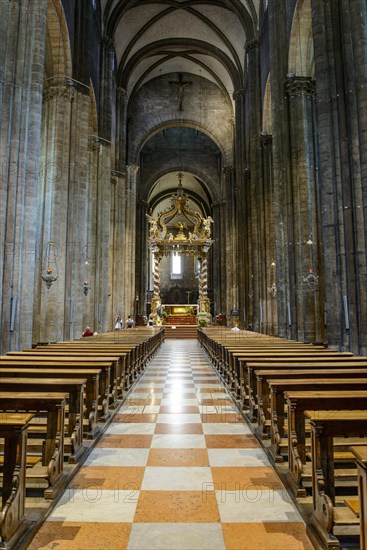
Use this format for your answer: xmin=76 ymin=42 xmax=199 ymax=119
xmin=83 ymin=280 xmax=91 ymax=296
xmin=302 ymin=267 xmax=319 ymax=289
xmin=267 ymin=281 xmax=277 ymax=297
xmin=42 ymin=266 xmax=58 ymax=289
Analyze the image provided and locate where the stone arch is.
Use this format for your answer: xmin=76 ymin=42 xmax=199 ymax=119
xmin=262 ymin=74 xmax=272 ymax=133
xmin=45 ymin=0 xmax=72 ymax=79
xmin=144 ymin=167 xmax=218 ymax=210
xmin=133 ymin=119 xmax=230 ymax=168
xmin=288 ymin=0 xmax=314 ymax=77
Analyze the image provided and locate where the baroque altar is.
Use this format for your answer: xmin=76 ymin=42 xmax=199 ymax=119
xmin=147 ymin=173 xmax=213 ymax=324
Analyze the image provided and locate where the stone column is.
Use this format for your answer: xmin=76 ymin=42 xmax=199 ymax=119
xmin=0 ymin=0 xmax=48 ymax=353
xmin=286 ymin=76 xmax=324 ymax=343
xmin=233 ymin=87 xmax=247 ymax=327
xmin=198 ymin=251 xmax=210 ymax=313
xmin=211 ymin=200 xmax=225 ymax=315
xmin=123 ymin=164 xmax=138 ymax=320
xmin=311 ymin=0 xmax=367 ymax=353
xmin=260 ymin=132 xmax=278 ymax=336
xmin=222 ymin=165 xmax=237 ymax=320
xmin=268 ymin=0 xmax=293 ymax=339
xmin=116 ymin=88 xmax=128 ymax=172
xmin=109 ymin=171 xmax=126 ymax=327
xmin=99 ymin=35 xmax=115 ymax=142
xmin=33 ymin=81 xmax=75 ymax=343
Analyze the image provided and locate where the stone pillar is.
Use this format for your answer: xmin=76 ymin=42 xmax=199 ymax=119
xmin=260 ymin=132 xmax=278 ymax=336
xmin=286 ymin=76 xmax=324 ymax=343
xmin=116 ymin=88 xmax=128 ymax=172
xmin=268 ymin=0 xmax=293 ymax=339
xmin=0 ymin=0 xmax=48 ymax=353
xmin=150 ymin=247 xmax=161 ymax=324
xmin=123 ymin=164 xmax=138 ymax=320
xmin=198 ymin=251 xmax=210 ymax=313
xmin=99 ymin=35 xmax=115 ymax=142
xmin=62 ymin=86 xmax=92 ymax=340
xmin=311 ymin=0 xmax=367 ymax=353
xmin=109 ymin=171 xmax=126 ymax=327
xmin=222 ymin=166 xmax=237 ymax=320
xmin=244 ymin=38 xmax=263 ymax=331
xmin=135 ymin=200 xmax=148 ymax=315
xmin=211 ymin=200 xmax=226 ymax=315
xmin=33 ymin=81 xmax=75 ymax=343
xmin=233 ymin=87 xmax=247 ymax=327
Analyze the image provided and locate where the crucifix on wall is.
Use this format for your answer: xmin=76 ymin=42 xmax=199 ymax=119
xmin=169 ymin=74 xmax=192 ymax=111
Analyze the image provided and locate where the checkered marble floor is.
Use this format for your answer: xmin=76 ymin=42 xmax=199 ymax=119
xmin=30 ymin=341 xmax=313 ymax=549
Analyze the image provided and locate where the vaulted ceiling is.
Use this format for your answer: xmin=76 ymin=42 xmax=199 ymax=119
xmin=102 ymin=0 xmax=261 ymax=209
xmin=102 ymin=0 xmax=260 ymax=99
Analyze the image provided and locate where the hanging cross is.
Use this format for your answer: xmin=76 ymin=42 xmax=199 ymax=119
xmin=169 ymin=74 xmax=192 ymax=111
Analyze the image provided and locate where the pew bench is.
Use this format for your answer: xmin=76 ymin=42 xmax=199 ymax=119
xmin=0 ymin=367 xmax=101 ymax=439
xmin=349 ymin=445 xmax=367 ymax=550
xmin=0 ymin=358 xmax=113 ymax=422
xmin=305 ymin=411 xmax=367 ymax=550
xmin=242 ymin=358 xmax=367 ymax=415
xmin=284 ymin=391 xmax=367 ymax=498
xmin=0 ymin=413 xmax=33 ymax=550
xmin=0 ymin=393 xmax=67 ymax=499
xmin=253 ymin=367 xmax=367 ymax=439
xmin=0 ymin=378 xmax=86 ymax=464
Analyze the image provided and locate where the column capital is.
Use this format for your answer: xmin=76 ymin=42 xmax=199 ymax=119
xmin=232 ymin=88 xmax=246 ymax=101
xmin=126 ymin=164 xmax=139 ymax=175
xmin=101 ymin=34 xmax=115 ymax=49
xmin=285 ymin=76 xmax=316 ymax=98
xmin=116 ymin=87 xmax=128 ymax=99
xmin=260 ymin=131 xmax=273 ymax=146
xmin=245 ymin=38 xmax=259 ymax=53
xmin=43 ymin=83 xmax=75 ymax=104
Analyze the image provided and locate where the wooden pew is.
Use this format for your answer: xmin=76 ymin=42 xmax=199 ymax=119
xmin=349 ymin=445 xmax=367 ymax=550
xmin=0 ymin=367 xmax=101 ymax=439
xmin=227 ymin=350 xmax=356 ymax=397
xmin=0 ymin=393 xmax=67 ymax=499
xmin=0 ymin=413 xmax=33 ymax=550
xmin=11 ymin=350 xmax=125 ymax=396
xmin=0 ymin=358 xmax=113 ymax=421
xmin=305 ymin=411 xmax=367 ymax=550
xmin=253 ymin=367 xmax=367 ymax=439
xmin=0 ymin=378 xmax=86 ymax=464
xmin=284 ymin=391 xmax=367 ymax=497
xmin=242 ymin=357 xmax=367 ymax=415
xmin=268 ymin=379 xmax=367 ymax=463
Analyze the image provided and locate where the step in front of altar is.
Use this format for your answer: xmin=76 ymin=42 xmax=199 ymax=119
xmin=164 ymin=325 xmax=198 ymax=339
xmin=166 ymin=315 xmax=197 ymax=325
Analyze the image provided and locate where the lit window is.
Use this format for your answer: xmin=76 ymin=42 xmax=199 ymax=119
xmin=171 ymin=254 xmax=182 ymax=278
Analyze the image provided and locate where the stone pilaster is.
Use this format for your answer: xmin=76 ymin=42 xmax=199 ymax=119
xmin=260 ymin=132 xmax=278 ymax=336
xmin=123 ymin=164 xmax=139 ymax=320
xmin=0 ymin=0 xmax=48 ymax=353
xmin=311 ymin=0 xmax=367 ymax=352
xmin=109 ymin=171 xmax=126 ymax=327
xmin=99 ymin=35 xmax=115 ymax=142
xmin=222 ymin=166 xmax=237 ymax=319
xmin=285 ymin=76 xmax=324 ymax=343
xmin=233 ymin=87 xmax=247 ymax=327
xmin=268 ymin=0 xmax=293 ymax=339
xmin=211 ymin=200 xmax=226 ymax=315
xmin=33 ymin=81 xmax=75 ymax=343
xmin=116 ymin=88 xmax=128 ymax=172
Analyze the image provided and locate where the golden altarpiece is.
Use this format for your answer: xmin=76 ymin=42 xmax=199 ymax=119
xmin=147 ymin=175 xmax=213 ymax=324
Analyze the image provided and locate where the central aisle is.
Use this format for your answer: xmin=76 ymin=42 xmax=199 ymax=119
xmin=30 ymin=340 xmax=313 ymax=549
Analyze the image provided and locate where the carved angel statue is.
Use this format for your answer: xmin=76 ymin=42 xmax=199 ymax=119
xmin=168 ymin=233 xmax=174 ymax=242
xmin=146 ymin=214 xmax=160 ymax=239
xmin=202 ymin=216 xmax=213 ymax=238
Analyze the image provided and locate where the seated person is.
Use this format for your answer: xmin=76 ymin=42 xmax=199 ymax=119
xmin=231 ymin=323 xmax=240 ymax=332
xmin=125 ymin=315 xmax=135 ymax=328
xmin=83 ymin=326 xmax=94 ymax=337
